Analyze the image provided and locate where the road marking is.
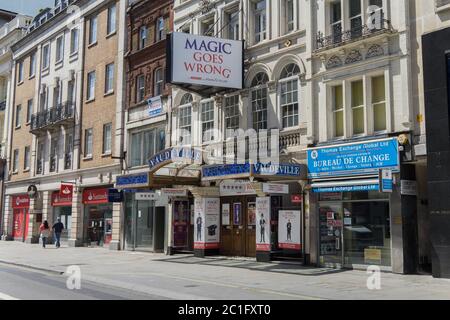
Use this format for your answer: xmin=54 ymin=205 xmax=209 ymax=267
xmin=0 ymin=292 xmax=19 ymax=300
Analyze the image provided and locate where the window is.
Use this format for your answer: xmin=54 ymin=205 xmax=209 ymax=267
xmin=26 ymin=99 xmax=33 ymax=123
xmin=103 ymin=123 xmax=112 ymax=154
xmin=280 ymin=64 xmax=300 ymax=128
xmin=50 ymin=137 xmax=59 ymax=172
xmin=42 ymin=44 xmax=50 ymax=70
xmin=84 ymin=128 xmax=93 ymax=158
xmin=29 ymin=52 xmax=36 ymax=77
xmin=15 ymin=105 xmax=21 ymax=128
xmin=154 ymin=68 xmax=164 ymax=96
xmin=372 ymin=75 xmax=386 ymax=132
xmin=65 ymin=133 xmax=73 ymax=170
xmin=53 ymin=81 xmax=61 ymax=107
xmin=40 ymin=85 xmax=48 ymax=111
xmin=56 ymin=35 xmax=64 ymax=63
xmin=333 ymin=85 xmax=344 ymax=137
xmin=253 ymin=0 xmax=267 ymax=44
xmin=201 ymin=101 xmax=215 ymax=142
xmin=251 ymin=72 xmax=269 ymax=130
xmin=105 ymin=63 xmax=114 ymax=93
xmin=179 ymin=94 xmax=193 ymax=145
xmin=225 ymin=95 xmax=240 ymax=137
xmin=36 ymin=142 xmax=44 ymax=174
xmin=226 ymin=10 xmax=240 ymax=40
xmin=284 ymin=0 xmax=294 ymax=34
xmin=18 ymin=61 xmax=23 ymax=83
xmin=330 ymin=1 xmax=342 ymax=43
xmin=107 ymin=4 xmax=116 ymax=35
xmin=352 ymin=80 xmax=364 ymax=135
xmin=70 ymin=28 xmax=79 ymax=54
xmin=68 ymin=80 xmax=75 ymax=103
xmin=130 ymin=126 xmax=165 ymax=167
xmin=87 ymin=71 xmax=96 ymax=100
xmin=201 ymin=17 xmax=215 ymax=37
xmin=139 ymin=26 xmax=148 ymax=49
xmin=156 ymin=17 xmax=165 ymax=41
xmin=89 ymin=15 xmax=98 ymax=45
xmin=13 ymin=149 xmax=19 ymax=173
xmin=24 ymin=146 xmax=30 ymax=170
xmin=136 ymin=75 xmax=145 ymax=103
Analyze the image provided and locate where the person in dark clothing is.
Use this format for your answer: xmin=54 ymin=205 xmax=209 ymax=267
xmin=52 ymin=218 xmax=64 ymax=248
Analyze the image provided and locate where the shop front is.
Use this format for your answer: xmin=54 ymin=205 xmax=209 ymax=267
xmin=11 ymin=195 xmax=30 ymax=241
xmin=307 ymin=138 xmax=407 ymax=271
xmin=82 ymin=187 xmax=113 ymax=247
xmin=51 ymin=191 xmax=72 ymax=244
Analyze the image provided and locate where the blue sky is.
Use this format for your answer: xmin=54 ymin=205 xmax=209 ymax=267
xmin=0 ymin=0 xmax=55 ymax=17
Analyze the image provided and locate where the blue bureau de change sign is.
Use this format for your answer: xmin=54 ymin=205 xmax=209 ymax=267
xmin=307 ymin=138 xmax=399 ymax=179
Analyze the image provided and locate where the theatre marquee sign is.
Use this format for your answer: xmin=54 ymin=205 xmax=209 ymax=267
xmin=167 ymin=32 xmax=243 ymax=90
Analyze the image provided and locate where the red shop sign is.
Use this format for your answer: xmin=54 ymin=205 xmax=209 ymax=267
xmin=60 ymin=184 xmax=74 ymax=197
xmin=291 ymin=195 xmax=302 ymax=204
xmin=52 ymin=191 xmax=72 ymax=207
xmin=12 ymin=195 xmax=30 ymax=209
xmin=83 ymin=188 xmax=109 ymax=204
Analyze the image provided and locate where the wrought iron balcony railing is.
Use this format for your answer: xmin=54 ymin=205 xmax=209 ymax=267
xmin=315 ymin=18 xmax=393 ymax=51
xmin=30 ymin=102 xmax=75 ymax=134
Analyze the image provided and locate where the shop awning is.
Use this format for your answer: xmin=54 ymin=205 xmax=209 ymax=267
xmin=311 ymin=179 xmax=379 ymax=193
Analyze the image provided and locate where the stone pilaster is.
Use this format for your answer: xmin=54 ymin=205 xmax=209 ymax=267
xmin=68 ymin=189 xmax=83 ymax=247
xmin=26 ymin=195 xmax=42 ymax=244
xmin=42 ymin=191 xmax=53 ymax=224
xmin=1 ymin=196 xmax=13 ymax=240
xmin=109 ymin=202 xmax=122 ymax=250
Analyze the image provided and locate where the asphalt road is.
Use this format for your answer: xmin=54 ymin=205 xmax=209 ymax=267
xmin=0 ymin=263 xmax=168 ymax=300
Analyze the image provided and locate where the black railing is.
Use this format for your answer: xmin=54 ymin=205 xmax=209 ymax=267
xmin=316 ymin=18 xmax=392 ymax=51
xmin=30 ymin=102 xmax=75 ymax=133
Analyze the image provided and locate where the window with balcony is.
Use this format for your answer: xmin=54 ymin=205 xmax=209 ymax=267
xmin=29 ymin=52 xmax=36 ymax=78
xmin=15 ymin=105 xmax=21 ymax=128
xmin=253 ymin=0 xmax=267 ymax=44
xmin=55 ymin=35 xmax=64 ymax=64
xmin=70 ymin=28 xmax=79 ymax=55
xmin=352 ymin=80 xmax=365 ymax=135
xmin=42 ymin=44 xmax=50 ymax=70
xmin=136 ymin=74 xmax=145 ymax=103
xmin=139 ymin=26 xmax=148 ymax=49
xmin=225 ymin=95 xmax=240 ymax=138
xmin=84 ymin=128 xmax=93 ymax=158
xmin=154 ymin=68 xmax=164 ymax=97
xmin=349 ymin=0 xmax=362 ymax=38
xmin=332 ymin=85 xmax=344 ymax=138
xmin=89 ymin=15 xmax=98 ymax=45
xmin=130 ymin=126 xmax=166 ymax=167
xmin=24 ymin=146 xmax=30 ymax=171
xmin=251 ymin=72 xmax=269 ymax=131
xmin=372 ymin=75 xmax=386 ymax=132
xmin=280 ymin=64 xmax=300 ymax=128
xmin=87 ymin=71 xmax=96 ymax=100
xmin=105 ymin=63 xmax=114 ymax=94
xmin=13 ymin=149 xmax=19 ymax=173
xmin=103 ymin=123 xmax=112 ymax=154
xmin=201 ymin=100 xmax=215 ymax=143
xmin=330 ymin=1 xmax=342 ymax=44
xmin=178 ymin=93 xmax=193 ymax=145
xmin=107 ymin=4 xmax=116 ymax=35
xmin=27 ymin=99 xmax=33 ymax=124
xmin=156 ymin=17 xmax=166 ymax=41
xmin=225 ymin=9 xmax=239 ymax=40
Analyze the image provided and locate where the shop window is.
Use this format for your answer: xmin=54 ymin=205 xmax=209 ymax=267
xmin=352 ymin=80 xmax=364 ymax=135
xmin=201 ymin=100 xmax=215 ymax=142
xmin=130 ymin=126 xmax=165 ymax=167
xmin=332 ymin=85 xmax=344 ymax=137
xmin=251 ymin=72 xmax=269 ymax=131
xmin=280 ymin=64 xmax=300 ymax=128
xmin=372 ymin=75 xmax=386 ymax=132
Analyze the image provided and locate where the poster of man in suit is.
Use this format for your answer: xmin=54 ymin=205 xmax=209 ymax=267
xmin=278 ymin=210 xmax=301 ymax=251
xmin=255 ymin=197 xmax=271 ymax=251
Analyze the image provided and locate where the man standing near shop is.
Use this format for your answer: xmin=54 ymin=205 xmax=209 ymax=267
xmin=52 ymin=218 xmax=64 ymax=248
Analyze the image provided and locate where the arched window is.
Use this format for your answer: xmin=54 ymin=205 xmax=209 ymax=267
xmin=178 ymin=93 xmax=193 ymax=144
xmin=251 ymin=72 xmax=269 ymax=131
xmin=280 ymin=64 xmax=300 ymax=128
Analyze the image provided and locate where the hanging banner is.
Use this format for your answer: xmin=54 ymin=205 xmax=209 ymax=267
xmin=256 ymin=197 xmax=271 ymax=251
xmin=278 ymin=210 xmax=302 ymax=250
xmin=194 ymin=198 xmax=220 ymax=250
xmin=60 ymin=184 xmax=74 ymax=197
xmin=147 ymin=95 xmax=163 ymax=117
xmin=11 ymin=195 xmax=30 ymax=209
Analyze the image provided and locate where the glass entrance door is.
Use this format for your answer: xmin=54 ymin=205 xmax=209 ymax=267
xmin=319 ymin=203 xmax=343 ymax=267
xmin=124 ymin=194 xmax=155 ymax=252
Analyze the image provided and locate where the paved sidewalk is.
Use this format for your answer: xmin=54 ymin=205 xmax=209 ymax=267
xmin=0 ymin=241 xmax=449 ymax=300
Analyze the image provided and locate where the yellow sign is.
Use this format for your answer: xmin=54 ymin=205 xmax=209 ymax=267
xmin=364 ymin=248 xmax=382 ymax=262
xmin=417 ymin=114 xmax=424 ymax=123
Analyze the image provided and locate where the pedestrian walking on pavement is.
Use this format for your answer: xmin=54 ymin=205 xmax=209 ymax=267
xmin=39 ymin=221 xmax=51 ymax=248
xmin=52 ymin=218 xmax=64 ymax=248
